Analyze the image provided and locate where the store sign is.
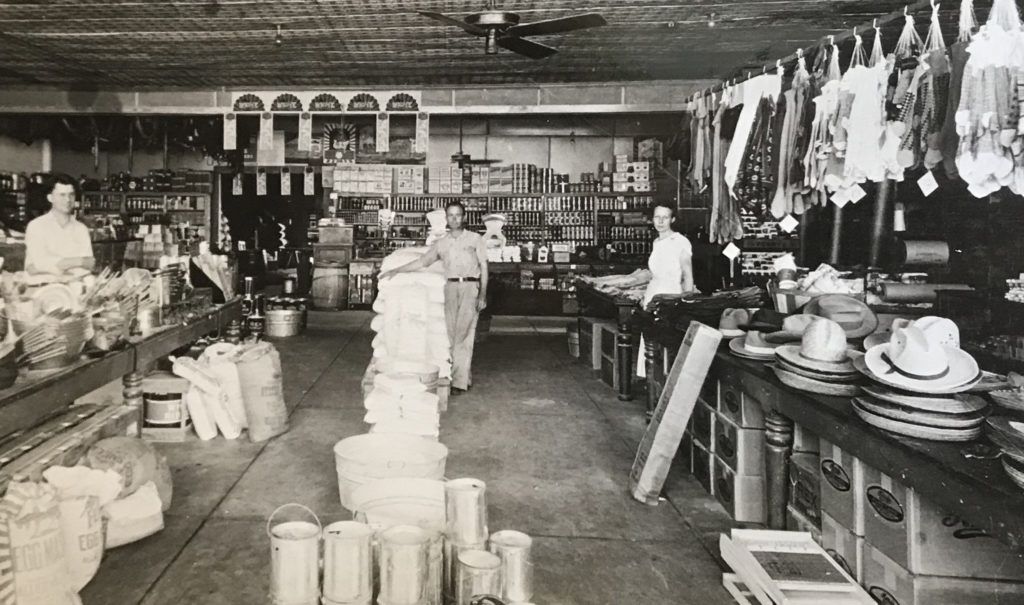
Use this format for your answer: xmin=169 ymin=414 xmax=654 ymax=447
xmin=230 ymin=91 xmax=419 ymax=114
xmin=386 ymin=93 xmax=419 ymax=112
xmin=348 ymin=93 xmax=379 ymax=112
xmin=271 ymin=93 xmax=303 ymax=112
xmin=309 ymin=93 xmax=342 ymax=112
xmin=233 ymin=93 xmax=265 ymax=112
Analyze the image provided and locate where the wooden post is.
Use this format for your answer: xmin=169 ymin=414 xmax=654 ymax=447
xmin=616 ymin=309 xmax=633 ymax=401
xmin=764 ymin=410 xmax=794 ymax=530
xmin=829 ymin=205 xmax=843 ymax=265
xmin=645 ymin=336 xmax=658 ymax=420
xmin=869 ymin=179 xmax=894 ymax=267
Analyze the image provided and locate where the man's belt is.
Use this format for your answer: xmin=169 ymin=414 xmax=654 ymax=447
xmin=448 ymin=277 xmax=480 ymax=282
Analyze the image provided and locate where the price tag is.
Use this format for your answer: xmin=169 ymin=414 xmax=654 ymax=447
xmin=256 ymin=170 xmax=267 ymax=195
xmin=848 ymin=184 xmax=867 ymax=204
xmin=223 ymin=113 xmax=237 ymax=150
xmin=918 ymin=170 xmax=939 ymax=197
xmin=298 ymin=112 xmax=312 ymax=151
xmin=830 ymin=189 xmax=851 ymax=208
xmin=280 ymin=168 xmax=291 ymax=195
xmin=779 ymin=214 xmax=799 ymax=233
xmin=304 ymin=168 xmax=315 ymax=195
xmin=722 ymin=242 xmax=741 ymax=260
xmin=232 ymin=174 xmax=243 ymax=195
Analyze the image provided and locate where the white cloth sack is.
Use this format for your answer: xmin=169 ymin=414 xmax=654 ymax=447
xmin=104 ymin=481 xmax=164 ymax=549
xmin=200 ymin=343 xmax=248 ymax=428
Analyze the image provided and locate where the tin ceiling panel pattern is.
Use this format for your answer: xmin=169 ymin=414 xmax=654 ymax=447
xmin=0 ymin=0 xmax=983 ymax=88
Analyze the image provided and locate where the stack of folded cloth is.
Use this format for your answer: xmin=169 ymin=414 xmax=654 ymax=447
xmin=364 ymin=373 xmax=441 ymax=439
xmin=853 ymin=316 xmax=986 ymax=442
xmin=768 ymin=317 xmax=863 ymax=397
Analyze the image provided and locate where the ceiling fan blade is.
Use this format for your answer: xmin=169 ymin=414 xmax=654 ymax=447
xmin=418 ymin=11 xmax=488 ymax=36
xmin=496 ymin=36 xmax=558 ymax=59
xmin=506 ymin=13 xmax=607 ymax=37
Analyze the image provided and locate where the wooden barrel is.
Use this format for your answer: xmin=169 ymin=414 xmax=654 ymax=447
xmin=312 ymin=265 xmax=349 ymax=310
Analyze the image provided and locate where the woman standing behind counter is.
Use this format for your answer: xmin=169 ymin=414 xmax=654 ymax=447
xmin=617 ymin=204 xmax=696 ymax=377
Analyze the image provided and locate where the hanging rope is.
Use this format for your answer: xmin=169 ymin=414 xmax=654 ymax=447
xmin=924 ymin=1 xmax=948 ymax=52
xmin=870 ymin=21 xmax=886 ymax=66
xmin=848 ymin=33 xmax=868 ymax=70
xmin=826 ymin=40 xmax=842 ymax=81
xmin=895 ymin=8 xmax=924 ymax=60
xmin=987 ymin=0 xmax=1022 ymax=30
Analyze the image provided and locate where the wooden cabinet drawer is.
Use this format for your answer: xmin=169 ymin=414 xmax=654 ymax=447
xmin=600 ymin=323 xmax=616 ymax=357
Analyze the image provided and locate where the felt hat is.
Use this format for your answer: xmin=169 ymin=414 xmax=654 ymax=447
xmin=728 ymin=330 xmax=779 ymax=360
xmin=739 ymin=308 xmax=787 ymax=333
xmin=765 ymin=315 xmax=821 ymax=344
xmin=803 ymin=294 xmax=878 ymax=339
xmin=775 ymin=319 xmax=858 ymax=375
xmin=718 ymin=308 xmax=751 ymax=338
xmin=863 ymin=326 xmax=979 ymax=394
xmin=771 ymin=365 xmax=862 ymax=396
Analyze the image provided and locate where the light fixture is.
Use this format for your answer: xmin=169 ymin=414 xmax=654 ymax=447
xmin=707 ymin=12 xmax=717 ymax=28
xmin=275 ymin=24 xmax=283 ymax=46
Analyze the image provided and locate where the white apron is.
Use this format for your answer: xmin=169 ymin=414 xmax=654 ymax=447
xmin=637 ymin=232 xmax=692 ymax=377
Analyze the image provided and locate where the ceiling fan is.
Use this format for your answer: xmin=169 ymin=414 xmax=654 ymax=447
xmin=418 ymin=3 xmax=607 ymax=60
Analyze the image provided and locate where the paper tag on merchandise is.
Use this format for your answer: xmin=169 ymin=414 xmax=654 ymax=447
xmin=779 ymin=214 xmax=799 ymax=233
xmin=722 ymin=242 xmax=741 ymax=260
xmin=280 ymin=169 xmax=291 ymax=195
xmin=847 ymin=184 xmax=867 ymax=204
xmin=298 ymin=112 xmax=312 ymax=151
xmin=223 ymin=113 xmax=237 ymax=150
xmin=304 ymin=168 xmax=315 ymax=195
xmin=918 ymin=170 xmax=939 ymax=197
xmin=256 ymin=170 xmax=267 ymax=195
xmin=830 ymin=189 xmax=851 ymax=208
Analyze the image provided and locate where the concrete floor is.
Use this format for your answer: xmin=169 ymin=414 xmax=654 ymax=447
xmin=83 ymin=311 xmax=734 ymax=605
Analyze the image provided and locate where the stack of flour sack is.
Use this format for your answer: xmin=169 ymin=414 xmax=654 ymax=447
xmin=362 ymin=247 xmax=452 ymax=439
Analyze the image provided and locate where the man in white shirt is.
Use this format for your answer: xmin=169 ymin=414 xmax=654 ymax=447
xmin=24 ymin=174 xmax=94 ymax=276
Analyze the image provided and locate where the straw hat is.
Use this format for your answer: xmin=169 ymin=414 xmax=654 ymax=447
xmin=853 ymin=399 xmax=981 ymax=441
xmin=864 ymin=316 xmax=960 ymax=350
xmin=860 ymin=385 xmax=988 ymax=414
xmin=771 ymin=365 xmax=862 ymax=396
xmin=765 ymin=314 xmax=820 ymax=344
xmin=718 ymin=308 xmax=751 ymax=338
xmin=803 ymin=294 xmax=878 ymax=339
xmin=852 ymin=396 xmax=985 ymax=429
xmin=863 ymin=326 xmax=979 ymax=393
xmin=728 ymin=330 xmax=780 ymax=360
xmin=776 ymin=354 xmax=861 ymax=383
xmin=775 ymin=319 xmax=858 ymax=375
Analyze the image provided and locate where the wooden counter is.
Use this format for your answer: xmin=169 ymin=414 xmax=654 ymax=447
xmin=0 ymin=297 xmax=243 ymax=440
xmin=636 ymin=311 xmax=1024 ymax=552
xmin=576 ymin=282 xmax=641 ymax=401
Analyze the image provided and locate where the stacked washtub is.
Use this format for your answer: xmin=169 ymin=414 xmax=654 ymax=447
xmin=319 ymin=246 xmax=535 ymax=605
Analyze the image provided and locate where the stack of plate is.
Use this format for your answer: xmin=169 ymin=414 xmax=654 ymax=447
xmin=852 ymin=385 xmax=989 ymax=442
xmin=985 ymin=416 xmax=1024 ymax=489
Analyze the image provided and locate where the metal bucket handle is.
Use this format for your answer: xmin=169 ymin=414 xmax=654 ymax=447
xmin=266 ymin=503 xmax=322 ymax=538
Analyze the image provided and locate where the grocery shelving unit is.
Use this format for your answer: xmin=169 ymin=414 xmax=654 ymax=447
xmin=80 ymin=190 xmax=210 ymax=236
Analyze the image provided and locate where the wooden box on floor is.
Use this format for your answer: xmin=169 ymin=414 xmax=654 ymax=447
xmin=861 ymin=543 xmax=1024 ymax=605
xmin=860 ymin=463 xmax=1024 ymax=580
xmin=821 ymin=511 xmax=864 ymax=582
xmin=819 ymin=437 xmax=865 ymax=536
xmin=714 ymin=456 xmax=765 ymax=524
xmin=788 ymin=452 xmax=822 ymax=530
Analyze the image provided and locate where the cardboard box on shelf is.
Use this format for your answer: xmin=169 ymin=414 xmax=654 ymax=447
xmin=786 ymin=505 xmax=822 ymax=545
xmin=789 ymin=452 xmax=821 ymax=529
xmin=793 ymin=423 xmax=820 ymax=453
xmin=861 ymin=542 xmax=1024 ymax=605
xmin=715 ymin=456 xmax=765 ymax=523
xmin=861 ymin=463 xmax=1024 ymax=579
xmin=821 ymin=511 xmax=863 ymax=582
xmin=691 ymin=399 xmax=716 ymax=451
xmin=717 ymin=375 xmax=765 ymax=429
xmin=819 ymin=438 xmax=864 ymax=536
xmin=714 ymin=412 xmax=764 ymax=476
xmin=693 ymin=440 xmax=714 ymax=495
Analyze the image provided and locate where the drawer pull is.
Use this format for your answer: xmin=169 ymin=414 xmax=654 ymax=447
xmin=723 ymin=390 xmax=740 ymax=413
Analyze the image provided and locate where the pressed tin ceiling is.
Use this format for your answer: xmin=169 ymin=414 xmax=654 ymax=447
xmin=0 ymin=0 xmax=987 ymax=88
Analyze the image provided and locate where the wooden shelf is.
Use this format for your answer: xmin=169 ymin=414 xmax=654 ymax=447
xmin=84 ymin=190 xmax=211 ymax=197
